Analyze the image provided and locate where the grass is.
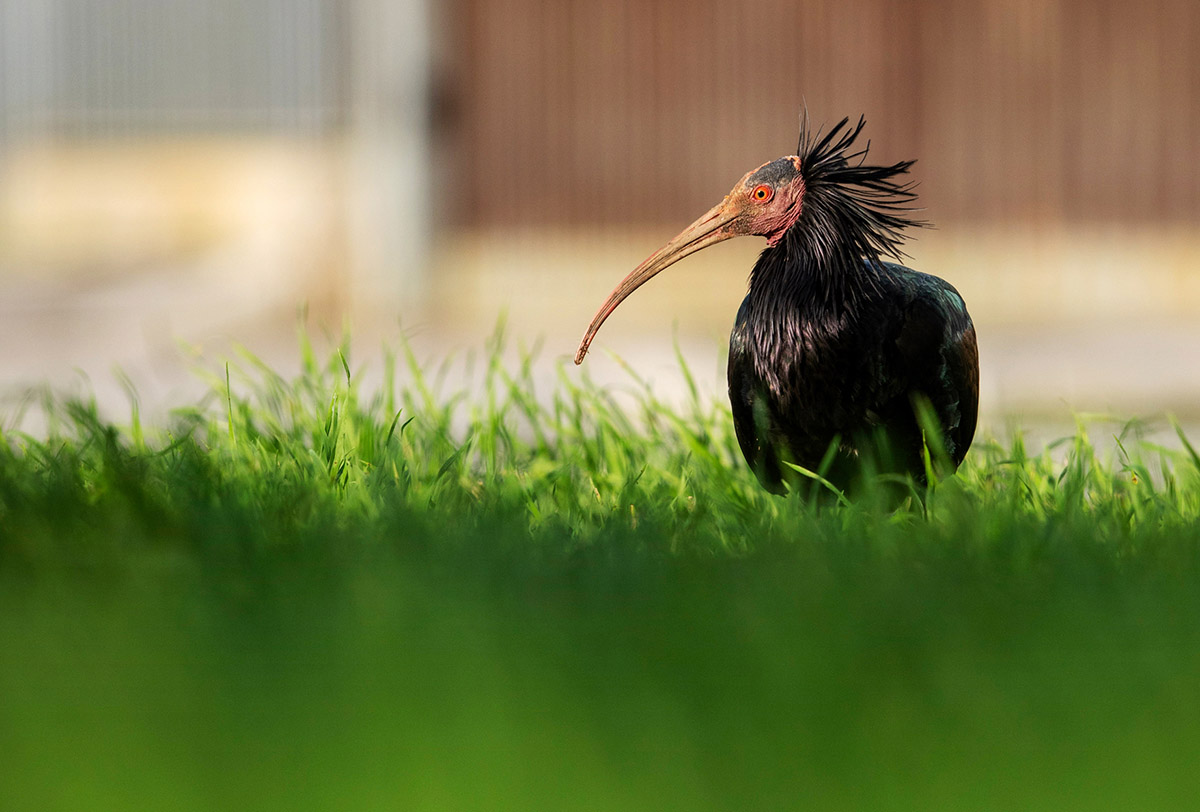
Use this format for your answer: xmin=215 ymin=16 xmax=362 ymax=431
xmin=2 ymin=323 xmax=1200 ymax=811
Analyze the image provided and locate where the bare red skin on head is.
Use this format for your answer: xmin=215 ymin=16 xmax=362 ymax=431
xmin=738 ymin=156 xmax=805 ymax=246
xmin=758 ymin=178 xmax=804 ymax=246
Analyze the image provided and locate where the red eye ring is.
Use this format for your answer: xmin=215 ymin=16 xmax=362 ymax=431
xmin=751 ymin=184 xmax=773 ymax=202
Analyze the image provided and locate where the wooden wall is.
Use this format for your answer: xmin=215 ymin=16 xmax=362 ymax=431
xmin=446 ymin=0 xmax=1200 ymax=227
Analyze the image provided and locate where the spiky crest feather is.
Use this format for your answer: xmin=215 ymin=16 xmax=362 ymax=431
xmin=791 ymin=113 xmax=924 ymax=273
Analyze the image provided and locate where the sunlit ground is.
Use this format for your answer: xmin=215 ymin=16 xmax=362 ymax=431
xmin=4 ymin=140 xmax=1197 ymax=433
xmin=4 ymin=227 xmax=1200 ymax=445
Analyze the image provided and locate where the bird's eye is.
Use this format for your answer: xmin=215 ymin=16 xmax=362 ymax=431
xmin=751 ymin=184 xmax=773 ymax=202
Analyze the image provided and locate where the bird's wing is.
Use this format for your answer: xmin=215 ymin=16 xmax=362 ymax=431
xmin=885 ymin=268 xmax=979 ymax=467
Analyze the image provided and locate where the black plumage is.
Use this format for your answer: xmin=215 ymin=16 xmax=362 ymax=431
xmin=576 ymin=116 xmax=979 ymax=496
xmin=728 ymin=118 xmax=977 ymax=493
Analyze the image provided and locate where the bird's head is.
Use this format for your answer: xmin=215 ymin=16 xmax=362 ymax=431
xmin=573 ymin=156 xmax=806 ymax=364
xmin=574 ymin=117 xmax=919 ymax=365
xmin=728 ymin=156 xmax=809 ymax=246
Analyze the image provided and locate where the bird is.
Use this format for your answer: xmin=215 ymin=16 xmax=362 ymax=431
xmin=574 ymin=115 xmax=978 ymax=496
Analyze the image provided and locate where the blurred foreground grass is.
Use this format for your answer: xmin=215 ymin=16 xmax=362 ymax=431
xmin=2 ymin=327 xmax=1200 ymax=811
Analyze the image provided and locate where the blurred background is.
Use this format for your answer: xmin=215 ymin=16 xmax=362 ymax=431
xmin=1 ymin=0 xmax=1198 ymax=429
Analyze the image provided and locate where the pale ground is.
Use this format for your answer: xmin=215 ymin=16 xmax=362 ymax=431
xmin=1 ymin=141 xmax=1197 ymax=447
xmin=2 ymin=227 xmax=1199 ymax=455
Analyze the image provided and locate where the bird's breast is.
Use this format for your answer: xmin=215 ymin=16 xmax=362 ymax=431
xmin=738 ymin=303 xmax=885 ymax=429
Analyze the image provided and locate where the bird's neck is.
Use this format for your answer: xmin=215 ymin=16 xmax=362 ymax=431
xmin=746 ymin=236 xmax=879 ymax=333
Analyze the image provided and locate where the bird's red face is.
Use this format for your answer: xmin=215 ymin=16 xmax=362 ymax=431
xmin=732 ymin=156 xmax=807 ymax=246
xmin=575 ymin=156 xmax=805 ymax=364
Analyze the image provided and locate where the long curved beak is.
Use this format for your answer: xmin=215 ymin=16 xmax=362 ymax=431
xmin=574 ymin=200 xmax=740 ymax=364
